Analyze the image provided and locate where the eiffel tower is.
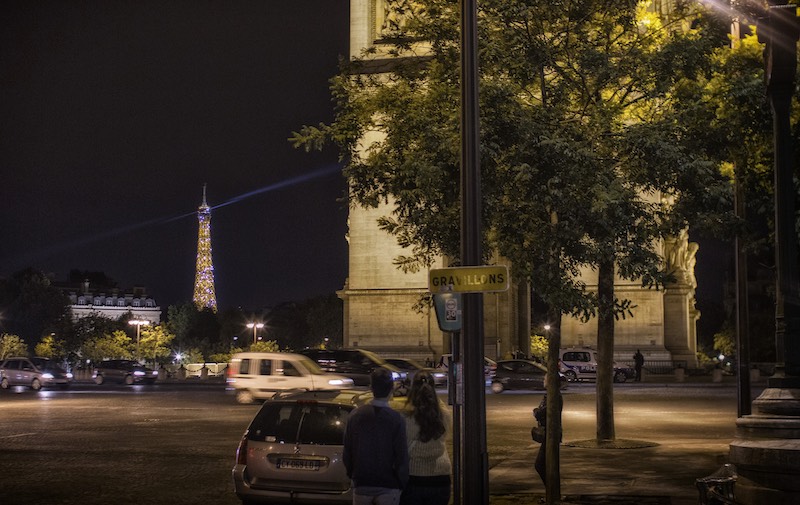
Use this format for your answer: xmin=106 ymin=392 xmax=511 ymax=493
xmin=192 ymin=184 xmax=217 ymax=312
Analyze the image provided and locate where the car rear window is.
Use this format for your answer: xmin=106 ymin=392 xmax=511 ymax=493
xmin=247 ymin=402 xmax=352 ymax=446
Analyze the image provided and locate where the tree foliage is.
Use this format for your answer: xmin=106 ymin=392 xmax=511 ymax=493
xmin=81 ymin=330 xmax=133 ymax=363
xmin=139 ymin=324 xmax=175 ymax=366
xmin=293 ymin=1 xmax=730 ymax=320
xmin=0 ymin=333 xmax=29 ymax=359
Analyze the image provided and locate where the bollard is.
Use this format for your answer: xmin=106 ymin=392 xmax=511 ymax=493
xmin=749 ymin=368 xmax=760 ymax=382
xmin=696 ymin=463 xmax=737 ymax=504
xmin=200 ymin=366 xmax=209 ymax=380
xmin=712 ymin=368 xmax=723 ymax=383
xmin=675 ymin=367 xmax=685 ymax=382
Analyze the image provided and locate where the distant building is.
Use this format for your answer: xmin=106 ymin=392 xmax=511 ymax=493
xmin=65 ymin=279 xmax=161 ymax=324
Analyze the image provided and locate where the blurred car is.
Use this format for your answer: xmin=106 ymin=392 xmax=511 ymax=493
xmin=226 ymin=352 xmax=355 ymax=404
xmin=437 ymin=354 xmax=497 ymax=385
xmin=384 ymin=358 xmax=447 ymax=387
xmin=490 ymin=359 xmax=568 ymax=394
xmin=0 ymin=356 xmax=73 ymax=390
xmin=232 ymin=389 xmax=372 ymax=504
xmin=559 ymin=347 xmax=633 ymax=383
xmin=93 ymin=359 xmax=158 ymax=385
xmin=298 ymin=348 xmax=406 ymax=393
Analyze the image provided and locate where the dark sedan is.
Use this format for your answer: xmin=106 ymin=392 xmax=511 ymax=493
xmin=490 ymin=359 xmax=567 ymax=394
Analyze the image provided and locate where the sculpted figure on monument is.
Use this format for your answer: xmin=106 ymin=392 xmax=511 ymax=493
xmin=663 ymin=230 xmax=699 ymax=288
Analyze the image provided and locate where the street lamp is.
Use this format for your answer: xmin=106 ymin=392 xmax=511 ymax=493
xmin=246 ymin=322 xmax=264 ymax=345
xmin=129 ymin=318 xmax=150 ymax=361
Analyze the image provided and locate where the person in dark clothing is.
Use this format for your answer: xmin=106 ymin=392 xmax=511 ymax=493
xmin=343 ymin=367 xmax=409 ymax=505
xmin=533 ymin=377 xmax=548 ymax=487
xmin=633 ymin=350 xmax=645 ymax=382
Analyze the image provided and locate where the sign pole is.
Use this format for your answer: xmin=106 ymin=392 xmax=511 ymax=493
xmin=460 ymin=0 xmax=488 ymax=502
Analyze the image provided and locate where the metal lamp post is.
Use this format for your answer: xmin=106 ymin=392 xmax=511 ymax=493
xmin=128 ymin=318 xmax=150 ymax=361
xmin=246 ymin=322 xmax=264 ymax=346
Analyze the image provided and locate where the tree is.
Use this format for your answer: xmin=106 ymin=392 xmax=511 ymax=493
xmin=139 ymin=325 xmax=175 ymax=367
xmin=81 ymin=330 xmax=133 ymax=363
xmin=293 ymin=0 xmax=730 ymax=459
xmin=34 ymin=333 xmax=66 ymax=359
xmin=0 ymin=268 xmax=70 ymax=342
xmin=0 ymin=333 xmax=29 ymax=359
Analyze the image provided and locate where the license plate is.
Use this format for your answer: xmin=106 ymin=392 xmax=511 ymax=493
xmin=277 ymin=458 xmax=320 ymax=471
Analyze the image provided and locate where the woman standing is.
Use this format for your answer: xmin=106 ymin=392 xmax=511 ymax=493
xmin=400 ymin=370 xmax=452 ymax=505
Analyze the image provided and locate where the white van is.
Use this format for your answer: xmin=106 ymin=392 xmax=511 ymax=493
xmin=558 ymin=347 xmax=633 ymax=383
xmin=226 ymin=352 xmax=354 ymax=404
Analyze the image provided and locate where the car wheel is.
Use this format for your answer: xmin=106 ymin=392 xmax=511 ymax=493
xmin=124 ymin=375 xmax=135 ymax=385
xmin=490 ymin=382 xmax=504 ymax=394
xmin=31 ymin=378 xmax=42 ymax=391
xmin=564 ymin=370 xmax=578 ymax=382
xmin=94 ymin=374 xmax=104 ymax=385
xmin=236 ymin=389 xmax=254 ymax=404
xmin=0 ymin=377 xmax=9 ymax=390
xmin=614 ymin=371 xmax=627 ymax=383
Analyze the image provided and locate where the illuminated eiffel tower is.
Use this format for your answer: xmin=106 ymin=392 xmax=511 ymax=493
xmin=192 ymin=184 xmax=218 ymax=312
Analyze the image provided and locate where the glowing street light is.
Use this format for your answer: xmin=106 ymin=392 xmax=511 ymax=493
xmin=246 ymin=322 xmax=264 ymax=345
xmin=128 ymin=318 xmax=150 ymax=360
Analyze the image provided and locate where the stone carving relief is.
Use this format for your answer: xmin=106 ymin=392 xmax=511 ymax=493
xmin=374 ymin=0 xmax=422 ymax=40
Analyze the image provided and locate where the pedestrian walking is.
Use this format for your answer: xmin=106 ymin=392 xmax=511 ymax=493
xmin=633 ymin=349 xmax=645 ymax=382
xmin=343 ymin=367 xmax=409 ymax=505
xmin=400 ymin=370 xmax=452 ymax=505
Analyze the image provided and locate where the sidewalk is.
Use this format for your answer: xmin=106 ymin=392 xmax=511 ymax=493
xmin=488 ymin=373 xmax=753 ymax=505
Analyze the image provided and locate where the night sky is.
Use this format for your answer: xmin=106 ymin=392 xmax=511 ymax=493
xmin=1 ymin=1 xmax=351 ymax=311
xmin=1 ymin=0 xmax=731 ymax=320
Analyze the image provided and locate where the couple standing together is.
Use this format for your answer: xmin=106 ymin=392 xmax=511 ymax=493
xmin=343 ymin=367 xmax=452 ymax=505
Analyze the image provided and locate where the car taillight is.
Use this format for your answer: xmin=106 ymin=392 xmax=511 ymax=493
xmin=236 ymin=434 xmax=248 ymax=465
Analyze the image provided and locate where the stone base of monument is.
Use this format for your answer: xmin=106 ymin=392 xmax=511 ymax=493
xmin=729 ymin=379 xmax=800 ymax=504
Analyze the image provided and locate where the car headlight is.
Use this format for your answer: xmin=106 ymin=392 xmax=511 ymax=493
xmin=328 ymin=378 xmax=354 ymax=386
xmin=41 ymin=373 xmax=54 ymax=379
xmin=134 ymin=370 xmax=145 ymax=376
xmin=391 ymin=372 xmax=401 ymax=381
xmin=66 ymin=373 xmax=74 ymax=379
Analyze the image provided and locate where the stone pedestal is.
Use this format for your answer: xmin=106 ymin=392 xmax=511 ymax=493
xmin=729 ymin=378 xmax=800 ymax=504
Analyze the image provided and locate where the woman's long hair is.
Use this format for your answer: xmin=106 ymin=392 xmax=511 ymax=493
xmin=406 ymin=370 xmax=445 ymax=442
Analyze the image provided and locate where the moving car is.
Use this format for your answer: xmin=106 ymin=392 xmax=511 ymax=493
xmin=232 ymin=389 xmax=372 ymax=504
xmin=226 ymin=352 xmax=354 ymax=404
xmin=437 ymin=354 xmax=498 ymax=385
xmin=490 ymin=359 xmax=568 ymax=394
xmin=93 ymin=359 xmax=159 ymax=385
xmin=385 ymin=357 xmax=447 ymax=387
xmin=559 ymin=347 xmax=634 ymax=383
xmin=0 ymin=357 xmax=73 ymax=390
xmin=298 ymin=348 xmax=406 ymax=392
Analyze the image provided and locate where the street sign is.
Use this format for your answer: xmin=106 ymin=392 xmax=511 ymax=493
xmin=428 ymin=265 xmax=509 ymax=293
xmin=433 ymin=292 xmax=462 ymax=331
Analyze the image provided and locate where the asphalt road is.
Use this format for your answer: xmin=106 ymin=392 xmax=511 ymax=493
xmin=0 ymin=379 xmax=753 ymax=505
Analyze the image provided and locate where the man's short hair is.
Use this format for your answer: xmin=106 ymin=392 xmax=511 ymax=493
xmin=370 ymin=367 xmax=394 ymax=398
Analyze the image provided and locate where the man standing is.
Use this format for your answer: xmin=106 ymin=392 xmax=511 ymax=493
xmin=633 ymin=349 xmax=645 ymax=382
xmin=344 ymin=367 xmax=409 ymax=505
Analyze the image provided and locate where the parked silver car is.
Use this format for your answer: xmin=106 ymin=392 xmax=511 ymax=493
xmin=0 ymin=357 xmax=73 ymax=390
xmin=233 ymin=389 xmax=372 ymax=504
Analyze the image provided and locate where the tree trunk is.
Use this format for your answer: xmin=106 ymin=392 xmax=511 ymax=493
xmin=596 ymin=256 xmax=615 ymax=442
xmin=545 ymin=307 xmax=563 ymax=504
